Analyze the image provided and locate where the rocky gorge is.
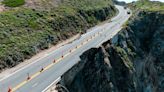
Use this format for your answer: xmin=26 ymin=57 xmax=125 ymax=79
xmin=57 ymin=9 xmax=164 ymax=92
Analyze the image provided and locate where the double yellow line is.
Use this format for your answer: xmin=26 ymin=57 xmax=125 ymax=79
xmin=11 ymin=31 xmax=102 ymax=92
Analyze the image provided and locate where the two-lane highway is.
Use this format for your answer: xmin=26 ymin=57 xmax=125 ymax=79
xmin=0 ymin=5 xmax=131 ymax=92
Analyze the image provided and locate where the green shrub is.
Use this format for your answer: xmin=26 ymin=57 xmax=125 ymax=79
xmin=2 ymin=0 xmax=25 ymax=7
xmin=0 ymin=0 xmax=117 ymax=71
xmin=132 ymin=0 xmax=164 ymax=11
xmin=115 ymin=46 xmax=134 ymax=70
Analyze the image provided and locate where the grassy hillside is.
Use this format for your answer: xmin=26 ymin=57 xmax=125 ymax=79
xmin=129 ymin=0 xmax=164 ymax=11
xmin=0 ymin=0 xmax=116 ymax=71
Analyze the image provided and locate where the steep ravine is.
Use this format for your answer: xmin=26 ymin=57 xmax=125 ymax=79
xmin=57 ymin=11 xmax=164 ymax=92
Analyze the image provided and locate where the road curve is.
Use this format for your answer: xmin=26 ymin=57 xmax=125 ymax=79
xmin=0 ymin=5 xmax=131 ymax=92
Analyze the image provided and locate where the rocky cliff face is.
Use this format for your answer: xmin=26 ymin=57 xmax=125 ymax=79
xmin=57 ymin=11 xmax=164 ymax=92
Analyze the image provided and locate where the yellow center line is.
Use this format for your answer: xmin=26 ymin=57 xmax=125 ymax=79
xmin=12 ymin=81 xmax=27 ymax=91
xmin=31 ymin=72 xmax=40 ymax=79
xmin=11 ymin=32 xmax=102 ymax=92
xmin=44 ymin=63 xmax=54 ymax=70
xmin=64 ymin=53 xmax=70 ymax=57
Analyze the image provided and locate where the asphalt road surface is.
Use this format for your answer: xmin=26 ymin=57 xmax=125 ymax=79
xmin=0 ymin=5 xmax=131 ymax=92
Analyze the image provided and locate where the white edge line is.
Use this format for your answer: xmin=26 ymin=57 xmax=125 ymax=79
xmin=42 ymin=77 xmax=61 ymax=92
xmin=0 ymin=6 xmax=130 ymax=82
xmin=0 ymin=25 xmax=102 ymax=82
xmin=0 ymin=49 xmax=58 ymax=82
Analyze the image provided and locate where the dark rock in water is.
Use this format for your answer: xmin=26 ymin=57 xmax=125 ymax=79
xmin=57 ymin=11 xmax=164 ymax=92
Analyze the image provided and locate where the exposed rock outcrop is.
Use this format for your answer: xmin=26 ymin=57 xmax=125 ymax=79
xmin=57 ymin=10 xmax=164 ymax=92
